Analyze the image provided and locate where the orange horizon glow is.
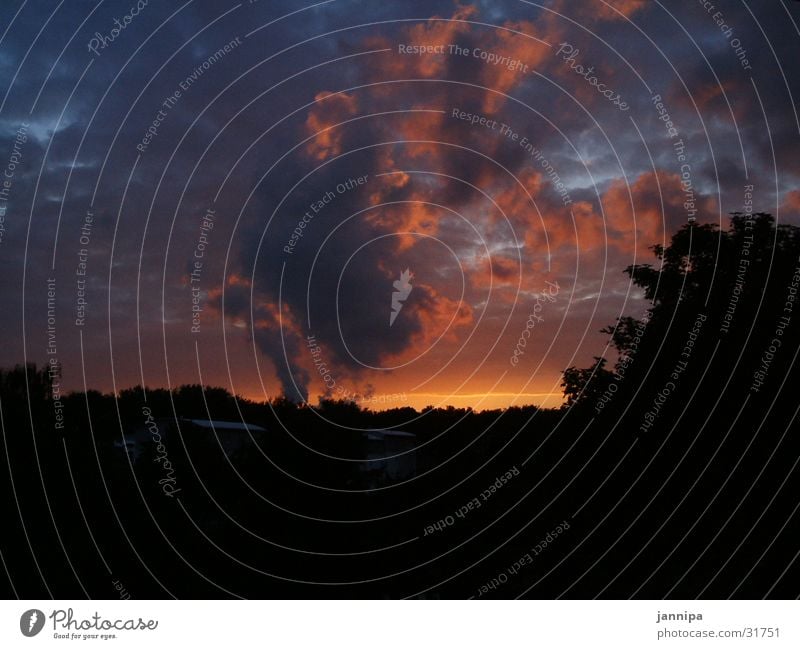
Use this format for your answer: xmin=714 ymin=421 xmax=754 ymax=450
xmin=233 ymin=387 xmax=566 ymax=412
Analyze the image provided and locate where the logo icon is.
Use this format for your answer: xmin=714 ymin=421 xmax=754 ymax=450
xmin=20 ymin=609 xmax=45 ymax=637
xmin=390 ymin=268 xmax=414 ymax=326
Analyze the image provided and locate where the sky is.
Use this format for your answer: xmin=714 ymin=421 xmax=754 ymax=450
xmin=1 ymin=0 xmax=799 ymax=411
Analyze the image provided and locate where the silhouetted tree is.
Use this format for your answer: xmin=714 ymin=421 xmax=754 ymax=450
xmin=561 ymin=356 xmax=614 ymax=408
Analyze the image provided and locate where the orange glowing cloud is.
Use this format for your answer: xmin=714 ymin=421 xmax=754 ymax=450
xmin=205 ymin=273 xmax=307 ymax=343
xmin=365 ymin=199 xmax=443 ymax=251
xmin=489 ymin=169 xmax=715 ymax=282
xmin=553 ymin=0 xmax=647 ymax=22
xmin=517 ymin=198 xmax=606 ymax=279
xmin=392 ymin=108 xmax=449 ymax=159
xmin=665 ymin=77 xmax=741 ymax=120
xmin=382 ymin=281 xmax=475 ymax=365
xmin=360 ymin=7 xmax=553 ymax=115
xmin=476 ymin=21 xmax=551 ymax=113
xmin=492 ymin=168 xmax=544 ymax=226
xmin=781 ymin=189 xmax=800 ymax=215
xmin=363 ymin=4 xmax=478 ymax=80
xmin=304 ymin=91 xmax=359 ymax=161
xmin=601 ymin=173 xmax=664 ymax=257
xmin=601 ymin=170 xmax=716 ymax=257
xmin=416 ymin=287 xmax=474 ymax=344
xmin=367 ymin=166 xmax=411 ymax=206
xmin=225 ymin=272 xmax=251 ymax=287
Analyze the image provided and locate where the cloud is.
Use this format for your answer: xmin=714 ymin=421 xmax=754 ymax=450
xmin=208 ymin=275 xmax=311 ymax=402
xmin=550 ymin=0 xmax=647 ymax=23
xmin=9 ymin=0 xmax=788 ymax=408
xmin=781 ymin=189 xmax=800 ymax=219
xmin=304 ymin=91 xmax=360 ymax=161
